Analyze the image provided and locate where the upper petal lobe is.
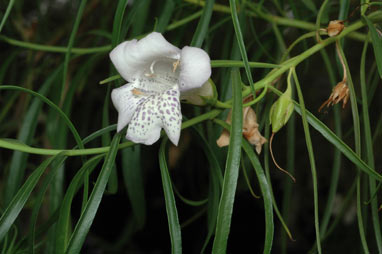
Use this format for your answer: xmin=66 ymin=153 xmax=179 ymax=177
xmin=179 ymin=46 xmax=211 ymax=92
xmin=110 ymin=32 xmax=181 ymax=82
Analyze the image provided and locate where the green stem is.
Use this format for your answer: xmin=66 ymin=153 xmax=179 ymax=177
xmin=240 ymin=10 xmax=382 ymax=99
xmin=315 ymin=0 xmax=330 ymax=42
xmin=186 ymin=0 xmax=374 ymax=41
xmin=0 ymin=109 xmax=222 ymax=156
xmin=0 ymin=86 xmax=84 ymax=151
xmin=0 ymin=35 xmax=112 ymax=54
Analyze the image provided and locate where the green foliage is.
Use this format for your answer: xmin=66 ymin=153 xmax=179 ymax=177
xmin=1 ymin=0 xmax=382 ymax=253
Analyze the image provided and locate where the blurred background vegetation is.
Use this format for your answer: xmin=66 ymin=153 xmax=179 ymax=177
xmin=0 ymin=0 xmax=382 ymax=253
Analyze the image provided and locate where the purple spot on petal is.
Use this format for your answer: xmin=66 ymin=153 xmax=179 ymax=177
xmin=166 ymin=109 xmax=170 ymax=114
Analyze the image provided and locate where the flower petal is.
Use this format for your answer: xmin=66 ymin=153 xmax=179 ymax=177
xmin=160 ymin=87 xmax=182 ymax=145
xmin=179 ymin=46 xmax=211 ymax=92
xmin=216 ymin=130 xmax=230 ymax=147
xmin=126 ymin=86 xmax=182 ymax=146
xmin=126 ymin=104 xmax=163 ymax=145
xmin=110 ymin=32 xmax=181 ymax=82
xmin=111 ymin=83 xmax=147 ymax=132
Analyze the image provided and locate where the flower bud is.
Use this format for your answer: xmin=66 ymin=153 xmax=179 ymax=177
xmin=180 ymin=79 xmax=217 ymax=106
xmin=269 ymin=82 xmax=294 ymax=133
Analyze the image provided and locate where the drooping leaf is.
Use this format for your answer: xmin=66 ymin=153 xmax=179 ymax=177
xmin=362 ymin=15 xmax=382 ymax=79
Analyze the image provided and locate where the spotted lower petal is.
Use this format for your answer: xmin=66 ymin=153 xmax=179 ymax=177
xmin=126 ymin=86 xmax=182 ymax=146
xmin=159 ymin=86 xmax=182 ymax=145
xmin=111 ymin=83 xmax=147 ymax=132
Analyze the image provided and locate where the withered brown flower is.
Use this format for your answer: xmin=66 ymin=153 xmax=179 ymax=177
xmin=318 ymin=80 xmax=349 ymax=112
xmin=326 ymin=20 xmax=345 ymax=37
xmin=216 ymin=105 xmax=267 ymax=154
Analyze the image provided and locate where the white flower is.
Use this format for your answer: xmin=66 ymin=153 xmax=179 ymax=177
xmin=110 ymin=32 xmax=211 ymax=146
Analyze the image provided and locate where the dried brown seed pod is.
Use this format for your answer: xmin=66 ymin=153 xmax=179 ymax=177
xmin=318 ymin=80 xmax=350 ymax=112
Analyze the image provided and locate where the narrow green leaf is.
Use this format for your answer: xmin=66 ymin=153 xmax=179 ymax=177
xmin=301 ymin=0 xmax=317 ymax=13
xmin=159 ymin=138 xmax=182 ymax=254
xmin=173 ymin=186 xmax=208 ymax=206
xmin=57 ymin=55 xmax=101 ymax=148
xmin=111 ymin=0 xmax=130 ymax=47
xmin=0 ymin=0 xmax=15 ymax=33
xmin=28 ymin=155 xmax=68 ymax=254
xmin=61 ymin=0 xmax=88 ymax=101
xmin=338 ymin=0 xmax=350 ymax=21
xmin=280 ymin=101 xmax=296 ymax=253
xmin=122 ymin=146 xmax=146 ymax=230
xmin=293 ymin=102 xmax=379 ymax=181
xmin=292 ymin=68 xmax=321 ymax=253
xmin=242 ymin=141 xmax=274 ymax=254
xmin=130 ymin=0 xmax=151 ymax=37
xmin=55 ymin=155 xmax=104 ymax=254
xmin=0 ymin=153 xmax=65 ymax=241
xmin=360 ymin=40 xmax=382 ymax=252
xmin=190 ymin=0 xmax=215 ymax=48
xmin=156 ymin=0 xmax=176 ymax=33
xmin=190 ymin=127 xmax=223 ymax=253
xmin=357 ymin=174 xmax=370 ymax=253
xmin=336 ymin=41 xmax=367 ymax=251
xmin=318 ymin=49 xmax=342 ymax=238
xmin=0 ymin=86 xmax=85 ymax=151
xmin=104 ymin=0 xmax=130 ymax=197
xmin=212 ymin=69 xmax=242 ymax=253
xmin=362 ymin=15 xmax=382 ymax=79
xmin=268 ymin=86 xmax=382 ymax=181
xmin=0 ymin=50 xmax=18 ymax=83
xmin=214 ymin=117 xmax=275 ymax=253
xmin=229 ymin=0 xmax=255 ymax=98
xmin=65 ymin=133 xmax=121 ymax=254
xmin=4 ymin=67 xmax=62 ymax=205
